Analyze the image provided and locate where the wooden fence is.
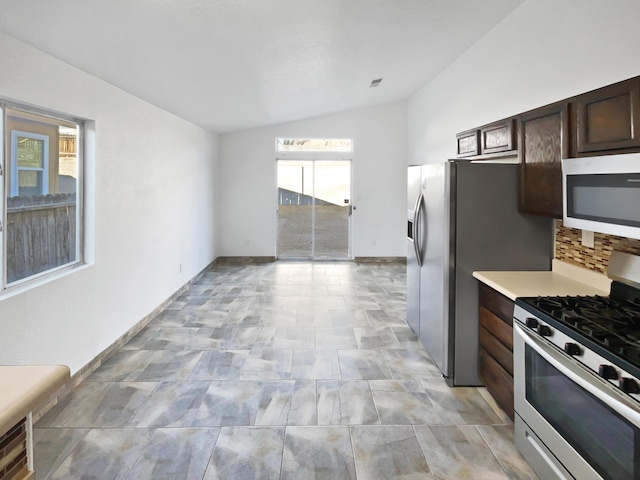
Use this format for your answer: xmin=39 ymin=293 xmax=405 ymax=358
xmin=6 ymin=193 xmax=76 ymax=283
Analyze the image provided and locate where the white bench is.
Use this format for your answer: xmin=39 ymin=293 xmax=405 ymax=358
xmin=0 ymin=366 xmax=70 ymax=480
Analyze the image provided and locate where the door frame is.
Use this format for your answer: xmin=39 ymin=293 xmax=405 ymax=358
xmin=275 ymin=152 xmax=353 ymax=260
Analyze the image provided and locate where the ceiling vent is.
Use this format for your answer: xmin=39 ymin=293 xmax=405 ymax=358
xmin=369 ymin=78 xmax=383 ymax=88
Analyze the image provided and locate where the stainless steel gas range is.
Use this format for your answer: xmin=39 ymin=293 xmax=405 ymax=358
xmin=513 ymin=251 xmax=640 ymax=480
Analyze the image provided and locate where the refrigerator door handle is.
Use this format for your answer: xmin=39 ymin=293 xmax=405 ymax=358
xmin=413 ymin=192 xmax=423 ymax=267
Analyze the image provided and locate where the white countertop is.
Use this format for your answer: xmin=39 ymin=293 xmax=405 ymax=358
xmin=0 ymin=365 xmax=70 ymax=435
xmin=473 ymin=260 xmax=611 ymax=301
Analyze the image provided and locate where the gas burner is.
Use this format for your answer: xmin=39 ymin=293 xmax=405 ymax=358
xmin=625 ymin=329 xmax=640 ymax=344
xmin=594 ymin=332 xmax=630 ymax=355
xmin=555 ymin=312 xmax=585 ymax=326
xmin=519 ymin=293 xmax=640 ymax=370
xmin=535 ymin=298 xmax=564 ymax=312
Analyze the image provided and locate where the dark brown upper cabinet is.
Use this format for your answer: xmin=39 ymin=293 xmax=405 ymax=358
xmin=575 ymin=77 xmax=640 ymax=154
xmin=480 ymin=119 xmax=515 ymax=155
xmin=456 ymin=119 xmax=517 ymax=159
xmin=454 ymin=76 xmax=640 ymax=217
xmin=517 ymin=102 xmax=569 ymax=218
xmin=456 ymin=129 xmax=480 ymax=157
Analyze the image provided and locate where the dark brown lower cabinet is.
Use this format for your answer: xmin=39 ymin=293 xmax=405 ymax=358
xmin=0 ymin=417 xmax=31 ymax=480
xmin=478 ymin=283 xmax=515 ymax=420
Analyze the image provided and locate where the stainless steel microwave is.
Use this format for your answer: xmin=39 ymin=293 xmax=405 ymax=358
xmin=562 ymin=154 xmax=640 ymax=240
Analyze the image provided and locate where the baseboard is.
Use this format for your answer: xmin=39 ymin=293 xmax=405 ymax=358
xmin=354 ymin=256 xmax=406 ymax=264
xmin=213 ymin=256 xmax=406 ymax=264
xmin=214 ymin=256 xmax=276 ymax=265
xmin=33 ymin=259 xmax=216 ymax=423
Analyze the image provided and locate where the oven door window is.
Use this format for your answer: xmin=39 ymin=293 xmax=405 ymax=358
xmin=525 ymin=345 xmax=640 ymax=480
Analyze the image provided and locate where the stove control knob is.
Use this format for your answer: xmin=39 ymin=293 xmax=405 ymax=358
xmin=538 ymin=325 xmax=552 ymax=337
xmin=620 ymin=377 xmax=640 ymax=394
xmin=525 ymin=318 xmax=539 ymax=329
xmin=599 ymin=365 xmax=618 ymax=380
xmin=564 ymin=343 xmax=581 ymax=356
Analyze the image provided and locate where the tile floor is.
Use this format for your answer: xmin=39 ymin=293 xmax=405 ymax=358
xmin=34 ymin=260 xmax=539 ymax=479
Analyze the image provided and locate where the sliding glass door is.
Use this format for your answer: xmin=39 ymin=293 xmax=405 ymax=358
xmin=277 ymin=159 xmax=351 ymax=259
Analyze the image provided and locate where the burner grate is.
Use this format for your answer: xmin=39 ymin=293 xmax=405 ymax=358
xmin=520 ymin=294 xmax=640 ymax=368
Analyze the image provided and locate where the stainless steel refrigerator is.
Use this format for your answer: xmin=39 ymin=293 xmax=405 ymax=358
xmin=407 ymin=160 xmax=553 ymax=386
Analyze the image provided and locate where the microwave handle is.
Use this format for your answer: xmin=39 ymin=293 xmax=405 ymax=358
xmin=515 ymin=323 xmax=640 ymax=429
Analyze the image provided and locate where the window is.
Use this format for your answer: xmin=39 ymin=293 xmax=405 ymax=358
xmin=10 ymin=131 xmax=50 ymax=196
xmin=1 ymin=104 xmax=84 ymax=287
xmin=276 ymin=138 xmax=352 ymax=153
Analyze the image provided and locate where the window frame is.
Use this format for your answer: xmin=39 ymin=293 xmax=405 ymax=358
xmin=10 ymin=130 xmax=50 ymax=196
xmin=0 ymin=101 xmax=85 ymax=291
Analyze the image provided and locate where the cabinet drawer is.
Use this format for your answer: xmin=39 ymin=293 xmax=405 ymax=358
xmin=479 ymin=306 xmax=513 ymax=350
xmin=478 ymin=283 xmax=514 ymax=325
xmin=0 ymin=417 xmax=29 ymax=480
xmin=479 ymin=347 xmax=514 ymax=420
xmin=479 ymin=325 xmax=513 ymax=375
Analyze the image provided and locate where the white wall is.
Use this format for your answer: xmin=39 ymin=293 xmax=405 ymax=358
xmin=0 ymin=33 xmax=219 ymax=374
xmin=408 ymin=0 xmax=640 ymax=164
xmin=218 ymin=101 xmax=407 ymax=257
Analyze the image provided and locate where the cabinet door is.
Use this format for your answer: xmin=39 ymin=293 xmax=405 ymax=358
xmin=480 ymin=119 xmax=515 ymax=155
xmin=456 ymin=129 xmax=479 ymax=157
xmin=517 ymin=102 xmax=569 ymax=218
xmin=576 ymin=77 xmax=640 ymax=153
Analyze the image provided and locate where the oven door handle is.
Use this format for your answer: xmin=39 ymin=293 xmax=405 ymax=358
xmin=515 ymin=323 xmax=640 ymax=429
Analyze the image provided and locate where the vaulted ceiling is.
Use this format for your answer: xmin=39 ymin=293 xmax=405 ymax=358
xmin=0 ymin=0 xmax=524 ymax=133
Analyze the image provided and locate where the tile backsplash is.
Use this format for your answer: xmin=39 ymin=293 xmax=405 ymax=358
xmin=555 ymin=220 xmax=640 ymax=274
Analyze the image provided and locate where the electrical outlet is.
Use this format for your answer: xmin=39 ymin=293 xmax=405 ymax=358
xmin=581 ymin=230 xmax=595 ymax=248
